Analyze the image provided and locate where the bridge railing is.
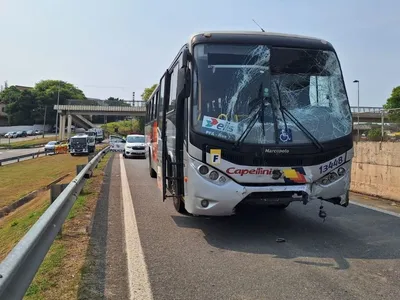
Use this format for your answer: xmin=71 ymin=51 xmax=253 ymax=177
xmin=67 ymin=99 xmax=147 ymax=107
xmin=350 ymin=106 xmax=383 ymax=114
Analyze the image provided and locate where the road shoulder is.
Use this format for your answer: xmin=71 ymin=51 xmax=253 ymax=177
xmin=350 ymin=192 xmax=400 ymax=215
xmin=78 ymin=154 xmax=129 ymax=300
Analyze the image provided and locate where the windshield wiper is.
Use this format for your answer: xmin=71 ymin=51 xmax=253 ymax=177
xmin=274 ymin=82 xmax=323 ymax=152
xmin=233 ymin=84 xmax=267 ymax=149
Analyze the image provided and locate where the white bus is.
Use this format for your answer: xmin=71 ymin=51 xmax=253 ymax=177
xmin=145 ymin=31 xmax=353 ymax=218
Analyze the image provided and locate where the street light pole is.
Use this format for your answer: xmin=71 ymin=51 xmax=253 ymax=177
xmin=353 ymin=80 xmax=360 ymax=141
xmin=55 ymin=81 xmax=61 ymax=140
xmin=42 ymin=105 xmax=47 ymax=138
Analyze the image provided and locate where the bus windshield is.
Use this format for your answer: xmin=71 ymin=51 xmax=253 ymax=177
xmin=192 ymin=43 xmax=352 ymax=145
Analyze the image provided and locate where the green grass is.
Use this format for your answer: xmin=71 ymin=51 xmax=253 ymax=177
xmin=23 ymin=151 xmax=112 ymax=300
xmin=25 ymin=243 xmax=66 ymax=299
xmin=102 ymin=119 xmax=142 ymax=136
xmin=0 ymin=195 xmax=50 ymax=261
xmin=0 ymin=154 xmax=87 ymax=209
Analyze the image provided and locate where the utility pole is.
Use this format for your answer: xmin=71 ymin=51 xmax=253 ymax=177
xmin=42 ymin=105 xmax=47 ymax=138
xmin=353 ymin=80 xmax=360 ymax=142
xmin=55 ymin=81 xmax=61 ymax=140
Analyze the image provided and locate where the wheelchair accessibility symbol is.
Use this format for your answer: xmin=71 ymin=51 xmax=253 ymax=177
xmin=279 ymin=129 xmax=292 ymax=143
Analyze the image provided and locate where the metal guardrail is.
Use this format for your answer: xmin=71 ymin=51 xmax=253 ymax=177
xmin=0 ymin=150 xmax=55 ymax=166
xmin=350 ymin=106 xmax=384 ymax=114
xmin=0 ymin=146 xmax=110 ymax=299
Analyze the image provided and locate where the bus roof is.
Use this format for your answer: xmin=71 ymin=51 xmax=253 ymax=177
xmin=71 ymin=134 xmax=88 ymax=138
xmin=188 ymin=31 xmax=334 ymax=51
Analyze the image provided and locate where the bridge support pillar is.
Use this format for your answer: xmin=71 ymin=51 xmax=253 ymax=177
xmin=59 ymin=114 xmax=66 ymax=140
xmin=67 ymin=114 xmax=72 ymax=139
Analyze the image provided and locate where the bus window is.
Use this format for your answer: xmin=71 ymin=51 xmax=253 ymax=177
xmin=158 ymin=76 xmax=165 ymax=131
xmin=150 ymin=96 xmax=155 ymax=120
xmin=168 ymin=64 xmax=179 ymax=112
xmin=155 ymin=90 xmax=159 ymax=117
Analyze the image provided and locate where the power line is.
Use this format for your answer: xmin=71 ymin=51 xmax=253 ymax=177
xmin=82 ymin=85 xmax=128 ymax=89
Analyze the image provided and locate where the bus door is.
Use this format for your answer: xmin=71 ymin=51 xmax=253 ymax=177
xmin=157 ymin=70 xmax=171 ymax=201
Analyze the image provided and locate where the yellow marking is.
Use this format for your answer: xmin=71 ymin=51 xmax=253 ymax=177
xmin=210 ymin=149 xmax=222 ymax=165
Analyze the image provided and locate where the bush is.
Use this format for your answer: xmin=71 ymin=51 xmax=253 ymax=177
xmin=101 ymin=119 xmax=143 ymax=136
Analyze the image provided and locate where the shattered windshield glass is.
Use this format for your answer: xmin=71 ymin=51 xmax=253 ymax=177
xmin=71 ymin=138 xmax=87 ymax=145
xmin=191 ymin=43 xmax=352 ymax=145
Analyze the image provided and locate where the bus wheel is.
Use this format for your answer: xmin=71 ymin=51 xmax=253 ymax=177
xmin=173 ymin=196 xmax=188 ymax=215
xmin=270 ymin=204 xmax=289 ymax=210
xmin=149 ymin=156 xmax=157 ymax=178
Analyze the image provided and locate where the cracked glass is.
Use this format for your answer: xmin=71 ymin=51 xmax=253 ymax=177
xmin=191 ymin=43 xmax=352 ymax=145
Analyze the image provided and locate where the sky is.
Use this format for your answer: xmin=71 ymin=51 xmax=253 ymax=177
xmin=0 ymin=0 xmax=399 ymax=107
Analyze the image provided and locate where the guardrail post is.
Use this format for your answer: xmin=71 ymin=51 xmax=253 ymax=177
xmin=76 ymin=164 xmax=86 ymax=175
xmin=50 ymin=183 xmax=70 ymax=237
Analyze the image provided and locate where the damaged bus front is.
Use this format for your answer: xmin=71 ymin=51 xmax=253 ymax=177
xmin=151 ymin=31 xmax=353 ymax=218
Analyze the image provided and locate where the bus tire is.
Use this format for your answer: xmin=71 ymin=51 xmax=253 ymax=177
xmin=173 ymin=196 xmax=188 ymax=215
xmin=149 ymin=156 xmax=157 ymax=178
xmin=270 ymin=204 xmax=289 ymax=210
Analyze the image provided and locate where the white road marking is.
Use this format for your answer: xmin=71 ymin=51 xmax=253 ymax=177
xmin=120 ymin=154 xmax=154 ymax=300
xmin=350 ymin=201 xmax=400 ymax=218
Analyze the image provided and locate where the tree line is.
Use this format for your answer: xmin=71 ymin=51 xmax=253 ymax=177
xmin=0 ymin=80 xmax=138 ymax=126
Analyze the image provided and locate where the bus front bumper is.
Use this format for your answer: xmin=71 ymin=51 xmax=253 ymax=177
xmin=185 ymin=161 xmax=351 ymax=216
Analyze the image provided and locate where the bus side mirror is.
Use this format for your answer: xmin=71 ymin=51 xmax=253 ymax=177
xmin=177 ymin=67 xmax=191 ymax=100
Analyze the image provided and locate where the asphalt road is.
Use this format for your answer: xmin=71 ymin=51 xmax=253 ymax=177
xmin=84 ymin=154 xmax=400 ymax=300
xmin=0 ymin=134 xmax=54 ymax=144
xmin=0 ymin=148 xmax=44 ymax=160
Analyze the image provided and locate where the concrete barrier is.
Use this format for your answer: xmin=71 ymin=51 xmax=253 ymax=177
xmin=351 ymin=142 xmax=400 ymax=202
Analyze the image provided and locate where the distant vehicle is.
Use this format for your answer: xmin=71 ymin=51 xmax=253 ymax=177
xmin=69 ymin=134 xmax=93 ymax=155
xmin=4 ymin=132 xmax=14 ymax=138
xmin=83 ymin=131 xmax=96 ymax=152
xmin=44 ymin=141 xmax=60 ymax=152
xmin=27 ymin=130 xmax=34 ymax=136
xmin=14 ymin=131 xmax=27 ymax=138
xmin=88 ymin=128 xmax=104 ymax=143
xmin=123 ymin=134 xmax=147 ymax=158
xmin=109 ymin=135 xmax=126 ymax=152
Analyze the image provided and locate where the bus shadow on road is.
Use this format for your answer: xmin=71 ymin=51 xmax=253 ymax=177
xmin=171 ymin=202 xmax=400 ymax=270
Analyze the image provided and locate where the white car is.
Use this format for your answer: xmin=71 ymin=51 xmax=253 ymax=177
xmin=123 ymin=134 xmax=147 ymax=159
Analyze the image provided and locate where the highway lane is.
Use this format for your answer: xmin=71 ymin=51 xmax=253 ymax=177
xmin=0 ymin=134 xmax=54 ymax=144
xmin=0 ymin=148 xmax=45 ymax=160
xmin=90 ymin=154 xmax=400 ymax=300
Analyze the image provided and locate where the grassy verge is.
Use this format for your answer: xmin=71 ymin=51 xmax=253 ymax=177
xmin=0 ymin=154 xmax=87 ymax=209
xmin=0 ymin=137 xmax=57 ymax=149
xmin=23 ymin=152 xmax=112 ymax=300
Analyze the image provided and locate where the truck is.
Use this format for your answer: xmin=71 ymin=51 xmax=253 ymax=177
xmin=145 ymin=30 xmax=353 ymax=218
xmin=88 ymin=128 xmax=104 ymax=143
xmin=84 ymin=131 xmax=96 ymax=152
xmin=69 ymin=134 xmax=92 ymax=155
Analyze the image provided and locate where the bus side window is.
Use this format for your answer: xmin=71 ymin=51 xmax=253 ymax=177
xmin=168 ymin=63 xmax=179 ymax=112
xmin=155 ymin=90 xmax=159 ymax=118
xmin=158 ymin=77 xmax=165 ymax=131
xmin=150 ymin=96 xmax=155 ymax=120
xmin=146 ymin=100 xmax=150 ymax=122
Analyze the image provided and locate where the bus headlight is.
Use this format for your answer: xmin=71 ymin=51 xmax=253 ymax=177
xmin=317 ymin=165 xmax=347 ymax=186
xmin=191 ymin=159 xmax=230 ymax=186
xmin=209 ymin=171 xmax=219 ymax=180
xmin=337 ymin=167 xmax=346 ymax=176
xmin=199 ymin=165 xmax=209 ymax=175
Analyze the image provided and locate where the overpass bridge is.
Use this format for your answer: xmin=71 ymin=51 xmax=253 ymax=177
xmin=54 ymin=100 xmax=146 ymax=139
xmin=54 ymin=101 xmax=387 ymax=140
